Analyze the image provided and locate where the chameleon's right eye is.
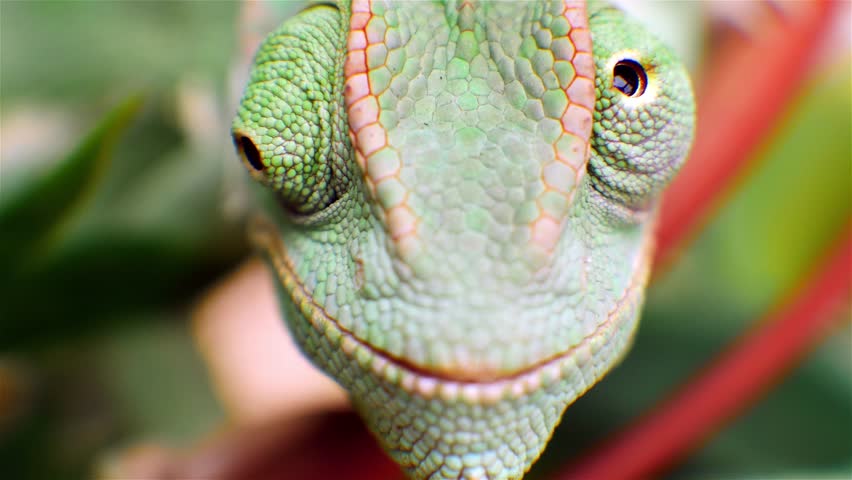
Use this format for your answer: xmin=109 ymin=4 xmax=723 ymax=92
xmin=231 ymin=3 xmax=347 ymax=217
xmin=234 ymin=133 xmax=264 ymax=172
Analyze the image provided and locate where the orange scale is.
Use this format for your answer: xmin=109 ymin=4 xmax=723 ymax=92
xmin=356 ymin=123 xmax=388 ymax=156
xmin=569 ymin=28 xmax=592 ymax=53
xmin=567 ymin=76 xmax=595 ymax=110
xmin=531 ymin=216 xmax=562 ymax=251
xmin=344 ymin=73 xmax=370 ymax=106
xmin=351 ymin=0 xmax=371 ymax=13
xmin=561 ymin=105 xmax=593 ymax=142
xmin=349 ymin=96 xmax=380 ymax=132
xmin=563 ymin=3 xmax=586 ymax=24
xmin=387 ymin=206 xmax=418 ymax=238
xmin=347 ymin=29 xmax=367 ymax=51
xmin=344 ymin=50 xmax=367 ymax=76
xmin=350 ymin=12 xmax=371 ymax=30
xmin=572 ymin=52 xmax=595 ymax=77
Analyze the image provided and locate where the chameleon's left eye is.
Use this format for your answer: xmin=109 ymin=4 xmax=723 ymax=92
xmin=588 ymin=16 xmax=695 ymax=216
xmin=612 ymin=59 xmax=647 ymax=97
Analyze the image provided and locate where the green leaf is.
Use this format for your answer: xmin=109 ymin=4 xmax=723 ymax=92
xmin=0 ymin=95 xmax=143 ymax=272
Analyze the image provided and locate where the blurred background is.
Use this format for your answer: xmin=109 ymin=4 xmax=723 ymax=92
xmin=1 ymin=1 xmax=849 ymax=479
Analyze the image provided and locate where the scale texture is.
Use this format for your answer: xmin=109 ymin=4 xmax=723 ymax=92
xmin=232 ymin=1 xmax=695 ymax=478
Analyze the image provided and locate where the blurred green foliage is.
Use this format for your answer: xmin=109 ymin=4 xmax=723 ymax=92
xmin=1 ymin=2 xmax=849 ymax=480
xmin=2 ymin=2 xmax=244 ymax=479
xmin=1 ymin=2 xmax=237 ymax=100
xmin=1 ymin=1 xmax=248 ymax=346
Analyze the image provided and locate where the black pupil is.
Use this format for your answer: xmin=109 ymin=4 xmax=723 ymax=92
xmin=613 ymin=60 xmax=646 ymax=97
xmin=239 ymin=135 xmax=264 ymax=171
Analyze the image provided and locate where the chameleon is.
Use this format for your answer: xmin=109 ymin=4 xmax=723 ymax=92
xmin=231 ymin=0 xmax=695 ymax=478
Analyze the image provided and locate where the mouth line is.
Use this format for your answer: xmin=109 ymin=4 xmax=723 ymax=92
xmin=250 ymin=215 xmax=651 ymax=403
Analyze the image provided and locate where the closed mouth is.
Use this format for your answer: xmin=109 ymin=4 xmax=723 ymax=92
xmin=250 ymin=215 xmax=651 ymax=404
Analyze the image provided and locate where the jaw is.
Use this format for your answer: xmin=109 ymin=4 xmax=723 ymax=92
xmin=249 ymin=214 xmax=652 ymax=479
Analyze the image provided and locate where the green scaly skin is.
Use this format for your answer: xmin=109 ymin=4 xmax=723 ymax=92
xmin=232 ymin=1 xmax=695 ymax=478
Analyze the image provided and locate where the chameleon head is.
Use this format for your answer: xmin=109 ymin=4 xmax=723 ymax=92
xmin=232 ymin=1 xmax=694 ymax=479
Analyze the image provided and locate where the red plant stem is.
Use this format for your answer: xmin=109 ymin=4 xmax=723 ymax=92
xmin=559 ymin=224 xmax=852 ymax=480
xmin=653 ymin=0 xmax=837 ymax=269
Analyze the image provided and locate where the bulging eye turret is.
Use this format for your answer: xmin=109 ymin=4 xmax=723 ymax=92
xmin=587 ymin=10 xmax=695 ymax=214
xmin=231 ymin=4 xmax=350 ymax=217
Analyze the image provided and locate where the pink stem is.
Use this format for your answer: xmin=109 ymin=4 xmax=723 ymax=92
xmin=559 ymin=225 xmax=851 ymax=480
xmin=654 ymin=0 xmax=836 ymax=269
